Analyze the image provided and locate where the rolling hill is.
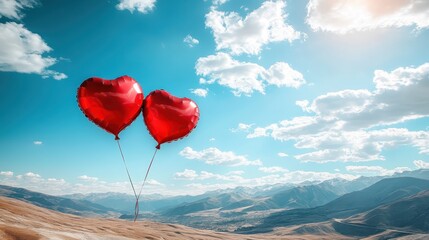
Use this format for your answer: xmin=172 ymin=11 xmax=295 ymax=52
xmin=0 ymin=196 xmax=350 ymax=239
xmin=162 ymin=192 xmax=251 ymax=216
xmin=0 ymin=185 xmax=118 ymax=217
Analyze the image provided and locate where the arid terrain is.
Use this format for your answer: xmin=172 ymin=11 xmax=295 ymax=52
xmin=0 ymin=196 xmax=351 ymax=240
xmin=1 ymin=173 xmax=429 ymax=239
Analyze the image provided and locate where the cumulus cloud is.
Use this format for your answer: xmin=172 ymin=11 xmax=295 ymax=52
xmin=42 ymin=70 xmax=67 ymax=80
xmin=23 ymin=172 xmax=41 ymax=178
xmin=0 ymin=171 xmax=166 ymax=195
xmin=0 ymin=0 xmax=37 ymax=19
xmin=295 ymin=128 xmax=428 ymax=163
xmin=414 ymin=159 xmax=429 ymax=169
xmin=263 ymin=62 xmax=306 ymax=88
xmin=175 ymin=169 xmax=244 ymax=181
xmin=247 ymin=63 xmax=429 ymax=162
xmin=196 ymin=53 xmax=264 ymax=96
xmin=206 ymin=0 xmax=302 ymax=55
xmin=33 ymin=140 xmax=42 ymax=145
xmin=247 ymin=127 xmax=270 ymax=138
xmin=259 ymin=166 xmax=288 ymax=173
xmin=231 ymin=123 xmax=254 ymax=132
xmin=0 ymin=171 xmax=13 ymax=177
xmin=278 ymin=152 xmax=288 ymax=157
xmin=190 ymin=88 xmax=208 ymax=97
xmin=78 ymin=175 xmax=98 ymax=182
xmin=295 ymin=100 xmax=311 ymax=112
xmin=179 ymin=146 xmax=262 ymax=166
xmin=212 ymin=0 xmax=228 ymax=5
xmin=145 ymin=179 xmax=164 ymax=186
xmin=116 ymin=0 xmax=156 ymax=14
xmin=0 ymin=22 xmax=66 ymax=79
xmin=309 ymin=64 xmax=429 ymax=129
xmin=307 ymin=0 xmax=429 ymax=33
xmin=346 ymin=165 xmax=410 ymax=176
xmin=183 ymin=34 xmax=199 ymax=47
xmin=175 ymin=169 xmax=198 ymax=180
xmin=196 ymin=52 xmax=305 ymax=96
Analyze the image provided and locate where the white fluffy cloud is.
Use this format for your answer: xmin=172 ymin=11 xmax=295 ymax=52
xmin=42 ymin=70 xmax=67 ymax=80
xmin=292 ymin=128 xmax=428 ymax=163
xmin=310 ymin=64 xmax=429 ymax=129
xmin=175 ymin=169 xmax=199 ymax=180
xmin=307 ymin=0 xmax=429 ymax=33
xmin=175 ymin=169 xmax=244 ymax=181
xmin=78 ymin=175 xmax=98 ymax=182
xmin=414 ymin=160 xmax=429 ymax=169
xmin=278 ymin=152 xmax=288 ymax=157
xmin=116 ymin=0 xmax=156 ymax=14
xmin=33 ymin=140 xmax=42 ymax=145
xmin=0 ymin=171 xmax=166 ymax=195
xmin=295 ymin=100 xmax=311 ymax=112
xmin=206 ymin=0 xmax=302 ymax=55
xmin=0 ymin=0 xmax=36 ymax=19
xmin=179 ymin=146 xmax=262 ymax=166
xmin=23 ymin=172 xmax=41 ymax=178
xmin=0 ymin=171 xmax=14 ymax=177
xmin=247 ymin=127 xmax=270 ymax=138
xmin=259 ymin=166 xmax=288 ymax=173
xmin=0 ymin=22 xmax=66 ymax=79
xmin=263 ymin=62 xmax=306 ymax=88
xmin=196 ymin=53 xmax=264 ymax=96
xmin=190 ymin=88 xmax=208 ymax=97
xmin=231 ymin=123 xmax=253 ymax=132
xmin=247 ymin=63 xmax=429 ymax=163
xmin=145 ymin=179 xmax=164 ymax=186
xmin=346 ymin=165 xmax=410 ymax=176
xmin=183 ymin=34 xmax=199 ymax=47
xmin=212 ymin=0 xmax=228 ymax=5
xmin=196 ymin=52 xmax=305 ymax=96
xmin=0 ymin=22 xmax=53 ymax=72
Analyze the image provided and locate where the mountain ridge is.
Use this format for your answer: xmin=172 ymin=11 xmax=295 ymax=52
xmin=240 ymin=177 xmax=429 ymax=233
xmin=0 ymin=184 xmax=119 ymax=217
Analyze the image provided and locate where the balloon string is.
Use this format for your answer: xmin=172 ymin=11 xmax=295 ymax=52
xmin=133 ymin=148 xmax=158 ymax=222
xmin=116 ymin=139 xmax=138 ymax=202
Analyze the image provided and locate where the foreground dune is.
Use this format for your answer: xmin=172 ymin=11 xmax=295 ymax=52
xmin=0 ymin=196 xmax=350 ymax=239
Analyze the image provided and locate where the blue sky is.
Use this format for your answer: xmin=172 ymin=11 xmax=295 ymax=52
xmin=1 ymin=0 xmax=429 ymax=196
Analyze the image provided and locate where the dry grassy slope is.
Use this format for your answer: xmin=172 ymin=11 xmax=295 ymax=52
xmin=0 ymin=196 xmax=349 ymax=240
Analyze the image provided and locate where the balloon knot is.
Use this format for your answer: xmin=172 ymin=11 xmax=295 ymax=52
xmin=115 ymin=135 xmax=120 ymax=140
xmin=156 ymin=144 xmax=160 ymax=149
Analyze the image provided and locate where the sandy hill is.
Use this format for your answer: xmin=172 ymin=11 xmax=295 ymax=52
xmin=0 ymin=196 xmax=348 ymax=240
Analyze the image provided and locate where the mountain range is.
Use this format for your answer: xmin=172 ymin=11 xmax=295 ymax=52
xmin=344 ymin=189 xmax=429 ymax=232
xmin=1 ymin=169 xmax=428 ymax=239
xmin=240 ymin=177 xmax=429 ymax=235
xmin=0 ymin=184 xmax=118 ymax=217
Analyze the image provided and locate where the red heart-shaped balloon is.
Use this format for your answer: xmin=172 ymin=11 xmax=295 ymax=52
xmin=77 ymin=76 xmax=144 ymax=139
xmin=143 ymin=90 xmax=199 ymax=148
